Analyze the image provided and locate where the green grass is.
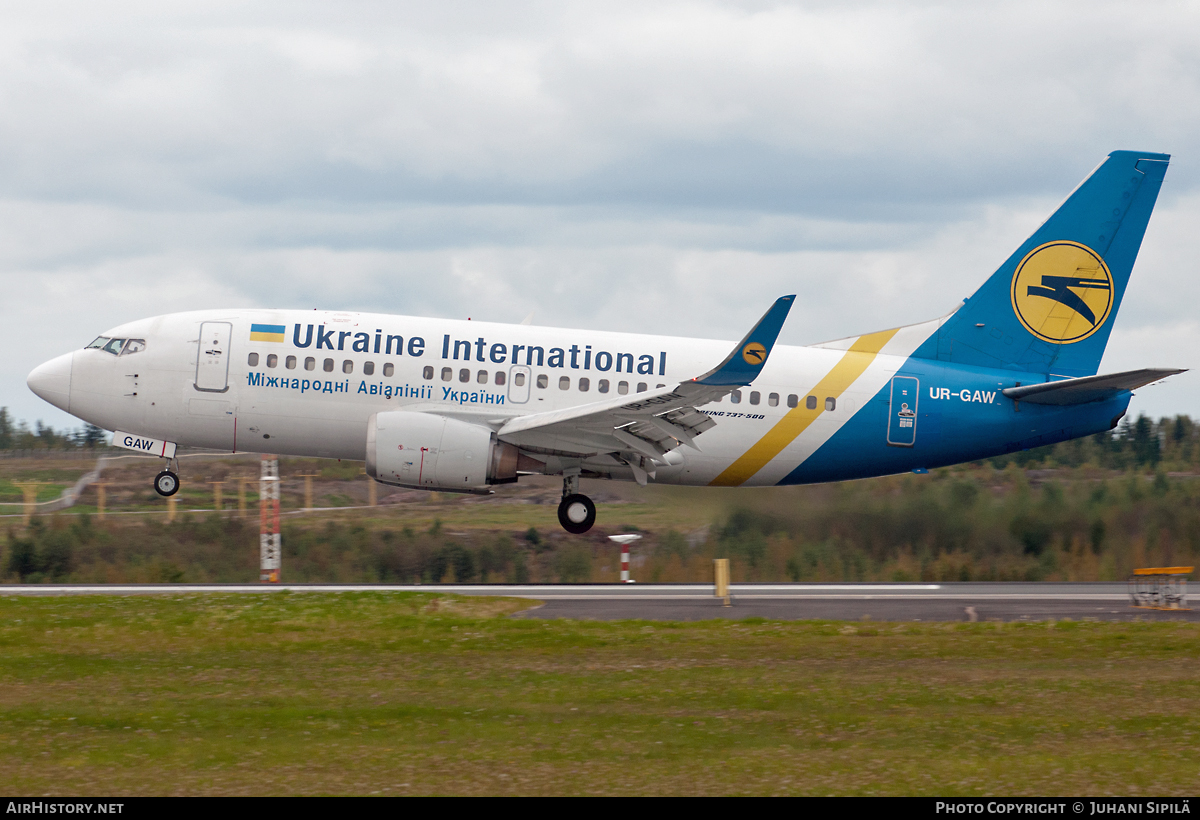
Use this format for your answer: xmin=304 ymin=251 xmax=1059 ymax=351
xmin=0 ymin=593 xmax=1197 ymax=795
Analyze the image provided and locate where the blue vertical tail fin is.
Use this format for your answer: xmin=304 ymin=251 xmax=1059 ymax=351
xmin=914 ymin=150 xmax=1169 ymax=377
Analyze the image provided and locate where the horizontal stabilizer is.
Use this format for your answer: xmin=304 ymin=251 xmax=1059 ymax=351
xmin=1002 ymin=368 xmax=1185 ymax=406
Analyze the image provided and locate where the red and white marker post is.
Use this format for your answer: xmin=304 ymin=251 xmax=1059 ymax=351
xmin=259 ymin=455 xmax=281 ymax=583
xmin=608 ymin=534 xmax=642 ymax=583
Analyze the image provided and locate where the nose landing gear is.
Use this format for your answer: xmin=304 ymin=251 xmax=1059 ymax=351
xmin=557 ymin=469 xmax=596 ymax=534
xmin=154 ymin=468 xmax=180 ymax=497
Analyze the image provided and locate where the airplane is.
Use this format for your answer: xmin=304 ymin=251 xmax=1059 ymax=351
xmin=27 ymin=150 xmax=1184 ymax=534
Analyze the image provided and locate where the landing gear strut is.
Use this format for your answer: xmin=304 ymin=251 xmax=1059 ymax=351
xmin=154 ymin=469 xmax=180 ymax=497
xmin=557 ymin=469 xmax=596 ymax=534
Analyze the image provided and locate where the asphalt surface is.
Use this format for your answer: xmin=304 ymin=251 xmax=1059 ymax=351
xmin=1 ymin=582 xmax=1195 ymax=622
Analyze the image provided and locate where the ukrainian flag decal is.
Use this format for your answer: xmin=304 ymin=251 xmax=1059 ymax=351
xmin=249 ymin=323 xmax=286 ymax=343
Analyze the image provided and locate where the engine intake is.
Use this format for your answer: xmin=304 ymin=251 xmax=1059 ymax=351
xmin=366 ymin=411 xmax=540 ymax=491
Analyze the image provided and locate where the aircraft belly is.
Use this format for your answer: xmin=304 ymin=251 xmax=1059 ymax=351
xmin=236 ymin=391 xmax=368 ymax=459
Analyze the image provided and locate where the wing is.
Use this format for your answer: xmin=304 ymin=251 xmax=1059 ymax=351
xmin=496 ymin=296 xmax=795 ymax=481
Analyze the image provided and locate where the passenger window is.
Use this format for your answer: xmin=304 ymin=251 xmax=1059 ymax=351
xmin=459 ymin=369 xmax=470 ymax=383
xmin=514 ymin=372 xmax=526 ymax=387
xmin=536 ymin=374 xmax=548 ymax=388
xmin=422 ymin=366 xmax=433 ymax=379
xmin=787 ymin=394 xmax=798 ymax=408
xmin=637 ymin=382 xmax=647 ymax=392
xmin=559 ymin=376 xmax=570 ymax=390
xmin=363 ymin=361 xmax=375 ymax=376
xmin=579 ymin=377 xmax=590 ymax=392
xmin=286 ymin=356 xmax=297 ymax=370
xmin=825 ymin=397 xmax=836 ymax=411
xmin=749 ymin=391 xmax=760 ymax=405
xmin=441 ymin=367 xmax=452 ymax=381
xmin=383 ymin=363 xmax=395 ymax=377
xmin=731 ymin=390 xmax=742 ymax=404
xmin=267 ymin=354 xmax=278 ymax=368
xmin=618 ymin=381 xmax=629 ymax=395
xmin=598 ymin=379 xmax=609 ymax=393
xmin=768 ymin=393 xmax=779 ymax=407
xmin=305 ymin=357 xmax=316 ymax=371
xmin=495 ymin=371 xmax=506 ymax=386
xmin=121 ymin=339 xmax=146 ymax=356
xmin=342 ymin=360 xmax=353 ymax=374
xmin=323 ymin=358 xmax=334 ymax=372
xmin=248 ymin=352 xmax=259 ymax=366
xmin=656 ymin=384 xmax=665 ymax=388
xmin=478 ymin=370 xmax=488 ymax=384
xmin=806 ymin=395 xmax=817 ymax=410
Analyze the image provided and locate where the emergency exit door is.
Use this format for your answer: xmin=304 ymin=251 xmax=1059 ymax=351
xmin=195 ymin=321 xmax=232 ymax=393
xmin=508 ymin=365 xmax=531 ymax=404
xmin=887 ymin=376 xmax=918 ymax=447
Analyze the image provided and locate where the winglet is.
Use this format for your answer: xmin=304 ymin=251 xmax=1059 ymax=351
xmin=695 ymin=295 xmax=795 ymax=386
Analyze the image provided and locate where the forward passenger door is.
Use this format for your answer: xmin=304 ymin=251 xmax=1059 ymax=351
xmin=195 ymin=322 xmax=232 ymax=393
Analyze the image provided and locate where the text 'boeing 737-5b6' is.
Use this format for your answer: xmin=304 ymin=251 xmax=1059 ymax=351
xmin=28 ymin=150 xmax=1185 ymax=533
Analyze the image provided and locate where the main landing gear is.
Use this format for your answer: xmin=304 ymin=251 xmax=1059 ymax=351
xmin=154 ymin=468 xmax=180 ymax=497
xmin=557 ymin=469 xmax=596 ymax=534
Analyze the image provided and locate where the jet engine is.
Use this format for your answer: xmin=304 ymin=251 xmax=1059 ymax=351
xmin=366 ymin=411 xmax=540 ymax=491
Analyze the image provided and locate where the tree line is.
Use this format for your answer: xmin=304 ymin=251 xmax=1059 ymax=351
xmin=0 ymin=408 xmax=107 ymax=450
xmin=6 ymin=460 xmax=1199 ymax=583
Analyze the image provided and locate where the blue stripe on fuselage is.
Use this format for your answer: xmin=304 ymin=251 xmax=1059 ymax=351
xmin=777 ymin=357 xmax=1130 ymax=485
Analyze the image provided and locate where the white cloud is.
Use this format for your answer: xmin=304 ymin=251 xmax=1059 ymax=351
xmin=4 ymin=0 xmax=1200 ymax=430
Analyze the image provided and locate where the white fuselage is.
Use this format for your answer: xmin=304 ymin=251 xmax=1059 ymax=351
xmin=30 ymin=308 xmax=941 ymax=488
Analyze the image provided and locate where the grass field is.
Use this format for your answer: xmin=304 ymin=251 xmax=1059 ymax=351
xmin=1 ymin=593 xmax=1197 ymax=796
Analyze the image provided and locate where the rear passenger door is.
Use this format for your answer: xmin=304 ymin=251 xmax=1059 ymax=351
xmin=887 ymin=376 xmax=918 ymax=447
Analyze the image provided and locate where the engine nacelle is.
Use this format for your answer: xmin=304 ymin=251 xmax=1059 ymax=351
xmin=366 ymin=411 xmax=537 ymax=491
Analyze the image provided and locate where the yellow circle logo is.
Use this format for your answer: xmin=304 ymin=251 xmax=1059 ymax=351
xmin=742 ymin=342 xmax=767 ymax=365
xmin=1010 ymin=241 xmax=1114 ymax=344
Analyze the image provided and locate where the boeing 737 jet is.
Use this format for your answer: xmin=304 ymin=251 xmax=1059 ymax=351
xmin=27 ymin=150 xmax=1184 ymax=533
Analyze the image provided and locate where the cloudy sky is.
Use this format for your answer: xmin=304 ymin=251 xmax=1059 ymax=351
xmin=5 ymin=0 xmax=1200 ymax=433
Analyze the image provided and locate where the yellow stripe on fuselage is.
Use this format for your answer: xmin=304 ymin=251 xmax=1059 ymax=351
xmin=708 ymin=328 xmax=899 ymax=487
xmin=249 ymin=331 xmax=286 ymax=343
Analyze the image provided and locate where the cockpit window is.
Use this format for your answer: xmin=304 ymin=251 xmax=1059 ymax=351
xmin=85 ymin=336 xmax=143 ymax=355
xmin=87 ymin=337 xmax=128 ymax=355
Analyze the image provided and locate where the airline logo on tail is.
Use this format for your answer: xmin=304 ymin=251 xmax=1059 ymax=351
xmin=1010 ymin=241 xmax=1114 ymax=344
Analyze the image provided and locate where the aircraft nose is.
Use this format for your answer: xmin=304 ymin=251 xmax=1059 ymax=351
xmin=27 ymin=352 xmax=73 ymax=412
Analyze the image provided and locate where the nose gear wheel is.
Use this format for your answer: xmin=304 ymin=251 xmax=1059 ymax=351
xmin=154 ymin=470 xmax=180 ymax=497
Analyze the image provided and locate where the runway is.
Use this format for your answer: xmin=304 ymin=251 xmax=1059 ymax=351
xmin=0 ymin=582 xmax=1194 ymax=622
